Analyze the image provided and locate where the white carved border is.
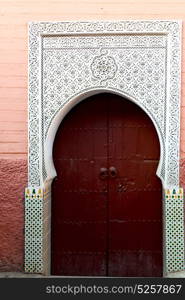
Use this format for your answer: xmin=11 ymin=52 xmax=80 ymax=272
xmin=27 ymin=20 xmax=184 ymax=275
xmin=28 ymin=20 xmax=182 ymax=189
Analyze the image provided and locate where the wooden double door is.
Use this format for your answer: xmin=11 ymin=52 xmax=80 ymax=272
xmin=51 ymin=93 xmax=163 ymax=277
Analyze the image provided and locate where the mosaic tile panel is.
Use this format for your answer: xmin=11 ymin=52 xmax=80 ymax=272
xmin=42 ymin=183 xmax=51 ymax=275
xmin=25 ymin=185 xmax=185 ymax=274
xmin=25 ymin=187 xmax=44 ymax=273
xmin=165 ymin=188 xmax=185 ymax=273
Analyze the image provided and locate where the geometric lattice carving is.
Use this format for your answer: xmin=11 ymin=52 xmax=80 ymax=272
xmin=29 ymin=20 xmax=181 ymax=189
xmin=42 ymin=41 xmax=167 ymax=182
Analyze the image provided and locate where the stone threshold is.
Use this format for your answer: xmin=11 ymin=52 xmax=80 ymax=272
xmin=0 ymin=271 xmax=185 ymax=278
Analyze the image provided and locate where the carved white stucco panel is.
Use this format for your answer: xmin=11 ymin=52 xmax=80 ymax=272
xmin=28 ymin=20 xmax=181 ymax=188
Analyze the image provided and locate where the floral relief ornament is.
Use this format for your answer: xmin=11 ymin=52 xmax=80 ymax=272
xmin=28 ymin=20 xmax=181 ymax=189
xmin=91 ymin=49 xmax=118 ymax=84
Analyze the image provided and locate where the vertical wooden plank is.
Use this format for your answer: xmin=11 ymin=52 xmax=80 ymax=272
xmin=108 ymin=95 xmax=163 ymax=277
xmin=51 ymin=95 xmax=109 ymax=276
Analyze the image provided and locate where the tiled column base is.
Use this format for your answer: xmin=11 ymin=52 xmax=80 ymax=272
xmin=25 ymin=185 xmax=51 ymax=274
xmin=25 ymin=187 xmax=44 ymax=273
xmin=25 ymin=186 xmax=185 ymax=275
xmin=42 ymin=184 xmax=51 ymax=275
xmin=165 ymin=188 xmax=185 ymax=273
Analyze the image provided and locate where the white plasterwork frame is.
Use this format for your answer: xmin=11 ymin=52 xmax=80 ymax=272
xmin=27 ymin=20 xmax=184 ymax=276
xmin=28 ymin=20 xmax=182 ymax=189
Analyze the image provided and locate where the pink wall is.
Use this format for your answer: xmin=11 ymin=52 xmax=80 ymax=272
xmin=0 ymin=0 xmax=185 ymax=272
xmin=1 ymin=0 xmax=185 ymax=158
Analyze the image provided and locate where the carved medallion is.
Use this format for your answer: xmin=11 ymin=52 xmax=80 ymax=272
xmin=91 ymin=50 xmax=118 ymax=82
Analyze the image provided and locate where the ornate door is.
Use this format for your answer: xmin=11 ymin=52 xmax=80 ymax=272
xmin=51 ymin=93 xmax=162 ymax=276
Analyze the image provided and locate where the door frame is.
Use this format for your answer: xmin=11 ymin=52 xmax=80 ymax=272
xmin=26 ymin=20 xmax=184 ymax=276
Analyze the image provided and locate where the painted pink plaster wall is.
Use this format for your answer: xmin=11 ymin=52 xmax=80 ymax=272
xmin=0 ymin=0 xmax=185 ymax=272
xmin=0 ymin=160 xmax=26 ymax=271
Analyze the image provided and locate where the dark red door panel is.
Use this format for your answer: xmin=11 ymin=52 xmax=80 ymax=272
xmin=108 ymin=96 xmax=162 ymax=277
xmin=51 ymin=96 xmax=109 ymax=276
xmin=51 ymin=93 xmax=162 ymax=277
